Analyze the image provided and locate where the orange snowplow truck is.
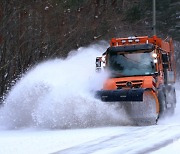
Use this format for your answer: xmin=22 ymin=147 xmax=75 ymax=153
xmin=96 ymin=35 xmax=176 ymax=125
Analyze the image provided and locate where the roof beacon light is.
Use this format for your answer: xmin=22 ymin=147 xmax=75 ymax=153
xmin=131 ymin=36 xmax=136 ymax=39
xmin=128 ymin=39 xmax=133 ymax=43
xmin=135 ymin=39 xmax=140 ymax=43
xmin=122 ymin=40 xmax=126 ymax=43
xmin=128 ymin=36 xmax=136 ymax=39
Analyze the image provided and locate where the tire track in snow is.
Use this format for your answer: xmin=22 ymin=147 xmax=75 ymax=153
xmin=137 ymin=135 xmax=180 ymax=154
xmin=54 ymin=125 xmax=180 ymax=154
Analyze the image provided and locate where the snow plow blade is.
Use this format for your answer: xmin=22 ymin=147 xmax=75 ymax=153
xmin=96 ymin=89 xmax=158 ymax=125
xmin=96 ymin=89 xmax=145 ymax=102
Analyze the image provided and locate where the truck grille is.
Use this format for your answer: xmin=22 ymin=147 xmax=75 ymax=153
xmin=116 ymin=80 xmax=143 ymax=89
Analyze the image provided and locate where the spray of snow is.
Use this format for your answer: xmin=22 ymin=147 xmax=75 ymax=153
xmin=0 ymin=43 xmax=130 ymax=129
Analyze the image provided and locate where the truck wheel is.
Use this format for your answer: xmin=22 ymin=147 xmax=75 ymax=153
xmin=165 ymin=85 xmax=176 ymax=116
xmin=158 ymin=89 xmax=166 ymax=118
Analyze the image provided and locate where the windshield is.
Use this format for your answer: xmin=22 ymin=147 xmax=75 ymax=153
xmin=108 ymin=51 xmax=156 ymax=77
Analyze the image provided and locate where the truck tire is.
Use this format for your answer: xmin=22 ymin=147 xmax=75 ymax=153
xmin=165 ymin=85 xmax=176 ymax=116
xmin=158 ymin=88 xmax=166 ymax=118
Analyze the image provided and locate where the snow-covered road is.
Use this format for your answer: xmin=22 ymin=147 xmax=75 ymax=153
xmin=1 ymin=119 xmax=180 ymax=154
xmin=0 ymin=44 xmax=180 ymax=154
xmin=56 ymin=124 xmax=180 ymax=154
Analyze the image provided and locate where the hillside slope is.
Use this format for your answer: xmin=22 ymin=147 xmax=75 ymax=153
xmin=0 ymin=0 xmax=180 ymax=96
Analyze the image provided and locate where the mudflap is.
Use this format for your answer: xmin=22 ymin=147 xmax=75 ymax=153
xmin=96 ymin=89 xmax=158 ymax=126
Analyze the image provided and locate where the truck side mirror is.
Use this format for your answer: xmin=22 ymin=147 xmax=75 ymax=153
xmin=96 ymin=57 xmax=102 ymax=71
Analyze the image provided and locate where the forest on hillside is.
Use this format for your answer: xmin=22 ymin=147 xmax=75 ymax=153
xmin=0 ymin=0 xmax=180 ymax=96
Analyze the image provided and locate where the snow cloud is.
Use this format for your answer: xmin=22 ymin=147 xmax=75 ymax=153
xmin=0 ymin=42 xmax=130 ymax=129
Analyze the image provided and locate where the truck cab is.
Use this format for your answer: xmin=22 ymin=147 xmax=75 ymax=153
xmin=96 ymin=36 xmax=176 ymax=125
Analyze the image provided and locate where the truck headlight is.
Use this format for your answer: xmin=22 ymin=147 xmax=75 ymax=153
xmin=152 ymin=53 xmax=157 ymax=58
